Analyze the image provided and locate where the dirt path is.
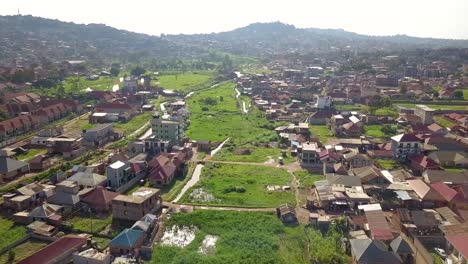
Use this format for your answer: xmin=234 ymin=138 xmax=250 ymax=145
xmin=172 ymin=164 xmax=204 ymax=203
xmin=207 ymin=137 xmax=230 ymax=158
xmin=288 ymin=170 xmax=301 ymax=207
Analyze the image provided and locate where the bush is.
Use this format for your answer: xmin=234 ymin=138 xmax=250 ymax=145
xmin=202 ymin=107 xmax=209 ymax=111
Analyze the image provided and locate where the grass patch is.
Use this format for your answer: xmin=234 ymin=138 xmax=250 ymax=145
xmin=374 ymin=159 xmax=400 ymax=170
xmin=443 ymin=167 xmax=466 ymax=172
xmin=114 ymin=112 xmax=152 ymax=136
xmin=373 ymin=107 xmax=398 ymax=117
xmin=93 ymin=237 xmax=111 ymax=249
xmin=434 ymin=116 xmax=456 ymax=128
xmin=212 ymin=146 xmax=282 ymax=163
xmin=0 ymin=239 xmax=48 ymax=263
xmin=68 ymin=215 xmax=112 ymax=233
xmin=181 ymin=163 xmax=295 ymax=207
xmin=151 ymin=210 xmax=310 ymax=264
xmin=16 ymin=149 xmax=47 ymax=162
xmin=309 ymin=125 xmax=334 ymax=144
xmin=294 ymin=170 xmax=324 ymax=188
xmin=334 ymin=104 xmax=363 ymax=111
xmin=395 ymin=103 xmax=468 ymax=111
xmin=0 ymin=217 xmax=27 ymax=250
xmin=186 ymin=82 xmax=281 ymax=144
xmin=161 ymin=163 xmax=195 ymax=201
xmin=157 ymin=72 xmax=213 ymax=92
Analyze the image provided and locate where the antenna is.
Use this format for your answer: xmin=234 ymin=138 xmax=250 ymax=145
xmin=17 ymin=8 xmax=20 ymax=16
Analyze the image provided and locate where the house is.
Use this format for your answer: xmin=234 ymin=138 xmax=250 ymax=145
xmin=47 ymin=180 xmax=80 ymax=210
xmin=423 ymin=170 xmax=468 ymax=185
xmin=389 ymin=236 xmax=413 ymax=264
xmin=364 ymin=208 xmax=394 ymax=241
xmin=0 ymin=156 xmax=30 ymax=180
xmin=276 ymin=204 xmax=297 ymax=224
xmin=349 ymin=166 xmax=386 ymax=184
xmin=344 ymin=153 xmax=373 ymax=169
xmin=18 ymin=235 xmax=89 ymax=264
xmin=407 ymin=179 xmax=445 ymax=208
xmin=73 ymin=248 xmax=111 ymax=264
xmin=409 ymin=155 xmax=439 ymax=175
xmin=24 ymin=203 xmax=63 ymax=225
xmin=349 ymin=239 xmax=402 ymax=264
xmin=29 ymin=155 xmax=51 ymax=171
xmin=82 ymin=123 xmax=121 ymax=147
xmin=298 ymin=142 xmax=320 ymax=167
xmin=95 ymin=103 xmax=135 ymax=115
xmin=390 ymin=134 xmax=422 ymax=160
xmin=68 ymin=172 xmax=107 ymax=188
xmin=428 ymin=151 xmax=468 ymax=168
xmin=148 ymin=153 xmax=178 ymax=186
xmin=195 ymin=140 xmax=211 ymax=152
xmin=431 ymin=182 xmax=468 ymax=211
xmin=414 ymin=105 xmax=435 ymax=125
xmin=80 ymin=186 xmax=119 ymax=212
xmin=112 ymin=187 xmax=162 ymax=221
xmin=109 ymin=228 xmax=145 ymax=257
xmin=307 ymin=180 xmax=349 ymax=211
xmin=446 ymin=233 xmax=468 ymax=264
xmin=107 ymin=160 xmax=132 ymax=189
xmin=309 ymin=111 xmax=334 ymax=125
xmin=27 ymin=221 xmax=58 ymax=237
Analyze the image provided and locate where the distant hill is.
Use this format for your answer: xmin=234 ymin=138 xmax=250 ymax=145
xmin=165 ymin=21 xmax=468 ymax=56
xmin=1 ymin=16 xmax=467 ymax=67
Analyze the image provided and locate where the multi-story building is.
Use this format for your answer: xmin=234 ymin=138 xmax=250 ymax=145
xmin=112 ymin=187 xmax=162 ymax=221
xmin=151 ymin=113 xmax=184 ymax=147
xmin=298 ymin=142 xmax=320 ymax=167
xmin=314 ymin=95 xmax=332 ymax=110
xmin=82 ymin=123 xmax=120 ymax=147
xmin=391 ymin=134 xmax=422 ymax=160
xmin=415 ymin=105 xmax=435 ymax=125
xmin=106 ymin=160 xmax=132 ymax=189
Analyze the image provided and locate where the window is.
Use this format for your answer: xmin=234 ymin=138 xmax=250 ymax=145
xmin=124 ymin=211 xmax=127 ymax=215
xmin=123 ymin=202 xmax=127 ymax=206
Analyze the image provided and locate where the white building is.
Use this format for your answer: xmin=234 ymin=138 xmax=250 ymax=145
xmin=314 ymin=95 xmax=332 ymax=110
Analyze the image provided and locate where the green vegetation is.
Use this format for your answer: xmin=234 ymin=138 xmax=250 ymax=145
xmin=374 ymin=159 xmax=400 ymax=170
xmin=152 ymin=210 xmax=347 ymax=264
xmin=212 ymin=146 xmax=283 ymax=163
xmin=16 ymin=149 xmax=47 ymax=162
xmin=93 ymin=237 xmax=111 ymax=249
xmin=181 ymin=163 xmax=295 ymax=207
xmin=443 ymin=167 xmax=467 ymax=172
xmin=187 ymin=82 xmax=280 ymax=142
xmin=0 ymin=217 xmax=27 ymax=250
xmin=68 ymin=215 xmax=112 ymax=234
xmin=334 ymin=104 xmax=363 ymax=111
xmin=161 ymin=163 xmax=195 ymax=201
xmin=395 ymin=103 xmax=468 ymax=111
xmin=309 ymin=125 xmax=334 ymax=143
xmin=0 ymin=239 xmax=48 ymax=263
xmin=463 ymin=88 xmax=468 ymax=100
xmin=374 ymin=107 xmax=398 ymax=117
xmin=435 ymin=116 xmax=456 ymax=128
xmin=364 ymin=124 xmax=398 ymax=138
xmin=432 ymin=253 xmax=444 ymax=264
xmin=157 ymin=72 xmax=213 ymax=92
xmin=63 ymin=76 xmax=119 ymax=93
xmin=294 ymin=170 xmax=324 ymax=188
xmin=114 ymin=112 xmax=152 ymax=136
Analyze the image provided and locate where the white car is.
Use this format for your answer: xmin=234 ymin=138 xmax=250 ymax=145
xmin=434 ymin=248 xmax=448 ymax=259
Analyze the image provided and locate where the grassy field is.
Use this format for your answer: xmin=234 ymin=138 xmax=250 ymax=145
xmin=212 ymin=146 xmax=283 ymax=163
xmin=114 ymin=112 xmax=152 ymax=136
xmin=16 ymin=149 xmax=47 ymax=162
xmin=157 ymin=72 xmax=213 ymax=92
xmin=334 ymin=104 xmax=363 ymax=111
xmin=374 ymin=107 xmax=398 ymax=117
xmin=0 ymin=239 xmax=49 ymax=263
xmin=294 ymin=170 xmax=324 ymax=188
xmin=374 ymin=159 xmax=400 ymax=170
xmin=434 ymin=116 xmax=456 ymax=128
xmin=63 ymin=76 xmax=120 ymax=93
xmin=186 ymin=82 xmax=282 ymax=162
xmin=151 ymin=210 xmax=310 ymax=264
xmin=309 ymin=125 xmax=334 ymax=144
xmin=68 ymin=215 xmax=112 ymax=234
xmin=0 ymin=217 xmax=27 ymax=250
xmin=181 ymin=163 xmax=295 ymax=207
xmin=395 ymin=103 xmax=468 ymax=111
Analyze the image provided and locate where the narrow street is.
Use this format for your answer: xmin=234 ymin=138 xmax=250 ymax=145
xmin=172 ymin=164 xmax=204 ymax=203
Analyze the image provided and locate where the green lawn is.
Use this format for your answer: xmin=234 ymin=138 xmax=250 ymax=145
xmin=364 ymin=125 xmax=385 ymax=138
xmin=212 ymin=146 xmax=284 ymax=163
xmin=463 ymin=89 xmax=468 ymax=100
xmin=294 ymin=170 xmax=324 ymax=188
xmin=114 ymin=112 xmax=152 ymax=136
xmin=395 ymin=103 xmax=468 ymax=111
xmin=157 ymin=72 xmax=213 ymax=92
xmin=93 ymin=237 xmax=111 ymax=249
xmin=16 ymin=149 xmax=47 ymax=162
xmin=151 ymin=210 xmax=310 ymax=264
xmin=0 ymin=239 xmax=49 ymax=263
xmin=309 ymin=125 xmax=334 ymax=144
xmin=0 ymin=217 xmax=27 ymax=250
xmin=374 ymin=159 xmax=400 ymax=170
xmin=186 ymin=81 xmax=282 ymax=163
xmin=68 ymin=215 xmax=112 ymax=234
xmin=434 ymin=116 xmax=456 ymax=128
xmin=373 ymin=107 xmax=398 ymax=117
xmin=334 ymin=104 xmax=363 ymax=111
xmin=181 ymin=163 xmax=295 ymax=207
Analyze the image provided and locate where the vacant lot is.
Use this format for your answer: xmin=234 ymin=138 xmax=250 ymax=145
xmin=374 ymin=159 xmax=400 ymax=170
xmin=212 ymin=145 xmax=283 ymax=163
xmin=157 ymin=72 xmax=213 ymax=92
xmin=151 ymin=210 xmax=310 ymax=264
xmin=181 ymin=163 xmax=295 ymax=207
xmin=186 ymin=82 xmax=282 ymax=162
xmin=395 ymin=103 xmax=468 ymax=111
xmin=0 ymin=217 xmax=27 ymax=250
xmin=114 ymin=112 xmax=152 ymax=136
xmin=68 ymin=215 xmax=112 ymax=234
xmin=16 ymin=148 xmax=47 ymax=162
xmin=434 ymin=116 xmax=456 ymax=128
xmin=309 ymin=125 xmax=334 ymax=144
xmin=0 ymin=239 xmax=49 ymax=263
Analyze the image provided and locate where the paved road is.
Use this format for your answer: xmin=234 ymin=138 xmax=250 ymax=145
xmin=172 ymin=164 xmax=204 ymax=203
xmin=209 ymin=137 xmax=230 ymax=157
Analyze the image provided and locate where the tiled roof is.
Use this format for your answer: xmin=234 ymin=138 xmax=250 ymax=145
xmin=18 ymin=235 xmax=87 ymax=264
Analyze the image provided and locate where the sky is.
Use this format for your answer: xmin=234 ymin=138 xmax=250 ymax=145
xmin=2 ymin=0 xmax=468 ymax=39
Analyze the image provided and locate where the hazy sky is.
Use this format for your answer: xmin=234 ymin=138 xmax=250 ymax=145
xmin=2 ymin=0 xmax=468 ymax=39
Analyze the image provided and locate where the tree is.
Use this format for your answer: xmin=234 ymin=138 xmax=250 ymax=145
xmin=131 ymin=66 xmax=146 ymax=77
xmin=110 ymin=67 xmax=120 ymax=76
xmin=0 ymin=110 xmax=10 ymax=121
xmin=454 ymin=90 xmax=464 ymax=99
